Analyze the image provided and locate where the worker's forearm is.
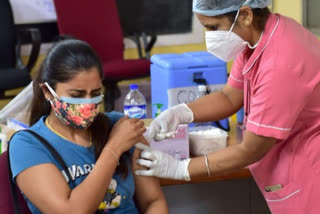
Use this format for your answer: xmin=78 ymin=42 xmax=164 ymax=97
xmin=188 ymin=91 xmax=240 ymax=123
xmin=188 ymin=130 xmax=276 ymax=178
xmin=188 ymin=143 xmax=256 ymax=178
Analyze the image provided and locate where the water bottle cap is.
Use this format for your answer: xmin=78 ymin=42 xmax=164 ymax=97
xmin=129 ymin=84 xmax=138 ymax=90
xmin=198 ymin=85 xmax=206 ymax=92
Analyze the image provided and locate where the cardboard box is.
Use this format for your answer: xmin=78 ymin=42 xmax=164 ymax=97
xmin=145 ymin=124 xmax=189 ymax=160
xmin=0 ymin=124 xmax=16 ymax=141
xmin=0 ymin=124 xmax=17 ymax=153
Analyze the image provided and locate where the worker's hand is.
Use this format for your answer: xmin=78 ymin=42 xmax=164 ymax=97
xmin=134 ymin=143 xmax=191 ymax=181
xmin=146 ymin=103 xmax=193 ymax=141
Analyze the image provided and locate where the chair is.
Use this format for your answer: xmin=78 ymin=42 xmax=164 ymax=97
xmin=0 ymin=151 xmax=31 ymax=214
xmin=0 ymin=0 xmax=41 ymax=100
xmin=53 ymin=0 xmax=156 ymax=111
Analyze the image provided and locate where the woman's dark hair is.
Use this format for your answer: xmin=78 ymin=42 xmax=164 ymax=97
xmin=30 ymin=39 xmax=130 ymax=177
xmin=223 ymin=7 xmax=270 ymax=32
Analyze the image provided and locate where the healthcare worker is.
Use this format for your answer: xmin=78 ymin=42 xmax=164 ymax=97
xmin=135 ymin=0 xmax=320 ymax=213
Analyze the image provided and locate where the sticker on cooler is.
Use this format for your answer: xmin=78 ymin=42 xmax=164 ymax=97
xmin=124 ymin=105 xmax=147 ymax=119
xmin=167 ymin=84 xmax=225 ymax=107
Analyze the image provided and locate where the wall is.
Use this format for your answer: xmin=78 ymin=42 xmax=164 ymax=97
xmin=273 ymin=0 xmax=302 ymax=23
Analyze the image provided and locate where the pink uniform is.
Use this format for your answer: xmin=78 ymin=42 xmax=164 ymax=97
xmin=228 ymin=14 xmax=320 ymax=213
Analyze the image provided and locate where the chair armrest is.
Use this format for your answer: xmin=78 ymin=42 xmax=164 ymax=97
xmin=128 ymin=32 xmax=157 ymax=59
xmin=54 ymin=34 xmax=76 ymax=42
xmin=141 ymin=32 xmax=157 ymax=59
xmin=133 ymin=32 xmax=143 ymax=59
xmin=15 ymin=28 xmax=41 ymax=72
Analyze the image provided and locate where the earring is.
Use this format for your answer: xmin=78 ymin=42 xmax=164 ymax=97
xmin=246 ymin=20 xmax=250 ymax=25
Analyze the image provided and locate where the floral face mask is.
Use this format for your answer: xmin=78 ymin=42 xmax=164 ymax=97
xmin=44 ymin=82 xmax=103 ymax=129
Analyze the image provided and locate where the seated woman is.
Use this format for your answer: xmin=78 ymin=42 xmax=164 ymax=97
xmin=9 ymin=39 xmax=168 ymax=214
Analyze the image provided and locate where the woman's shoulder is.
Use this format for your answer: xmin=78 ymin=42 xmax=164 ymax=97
xmin=104 ymin=111 xmax=125 ymax=125
xmin=8 ymin=120 xmax=57 ymax=179
xmin=9 ymin=116 xmax=49 ymax=149
xmin=9 ymin=132 xmax=42 ymax=154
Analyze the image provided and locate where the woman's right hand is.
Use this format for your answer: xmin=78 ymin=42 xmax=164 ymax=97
xmin=107 ymin=116 xmax=146 ymax=154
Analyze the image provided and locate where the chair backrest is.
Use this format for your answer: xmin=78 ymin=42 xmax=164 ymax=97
xmin=0 ymin=0 xmax=16 ymax=68
xmin=0 ymin=152 xmax=31 ymax=214
xmin=53 ymin=0 xmax=124 ymax=62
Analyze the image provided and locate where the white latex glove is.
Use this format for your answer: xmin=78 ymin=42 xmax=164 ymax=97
xmin=147 ymin=103 xmax=194 ymax=141
xmin=134 ymin=143 xmax=191 ymax=181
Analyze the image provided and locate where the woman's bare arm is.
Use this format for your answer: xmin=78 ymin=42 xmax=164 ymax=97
xmin=132 ymin=139 xmax=169 ymax=214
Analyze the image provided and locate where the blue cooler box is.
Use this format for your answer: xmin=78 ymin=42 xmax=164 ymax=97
xmin=151 ymin=51 xmax=230 ymax=131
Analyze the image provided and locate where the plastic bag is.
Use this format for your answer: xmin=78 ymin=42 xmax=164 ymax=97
xmin=0 ymin=82 xmax=33 ymax=127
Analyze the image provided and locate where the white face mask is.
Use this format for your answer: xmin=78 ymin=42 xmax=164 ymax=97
xmin=205 ymin=9 xmax=247 ymax=62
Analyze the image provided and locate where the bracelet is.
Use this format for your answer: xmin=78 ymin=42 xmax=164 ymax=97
xmin=204 ymin=154 xmax=211 ymax=176
xmin=105 ymin=147 xmax=120 ymax=166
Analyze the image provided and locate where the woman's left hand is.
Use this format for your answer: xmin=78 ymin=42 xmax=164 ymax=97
xmin=134 ymin=143 xmax=191 ymax=181
xmin=107 ymin=116 xmax=146 ymax=154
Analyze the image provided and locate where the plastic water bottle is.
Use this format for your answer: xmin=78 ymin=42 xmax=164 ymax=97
xmin=123 ymin=84 xmax=147 ymax=119
xmin=194 ymin=85 xmax=211 ymax=127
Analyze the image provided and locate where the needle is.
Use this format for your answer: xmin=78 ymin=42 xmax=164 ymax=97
xmin=154 ymin=131 xmax=178 ymax=140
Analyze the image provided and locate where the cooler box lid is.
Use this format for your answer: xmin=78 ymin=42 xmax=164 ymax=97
xmin=151 ymin=51 xmax=226 ymax=70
